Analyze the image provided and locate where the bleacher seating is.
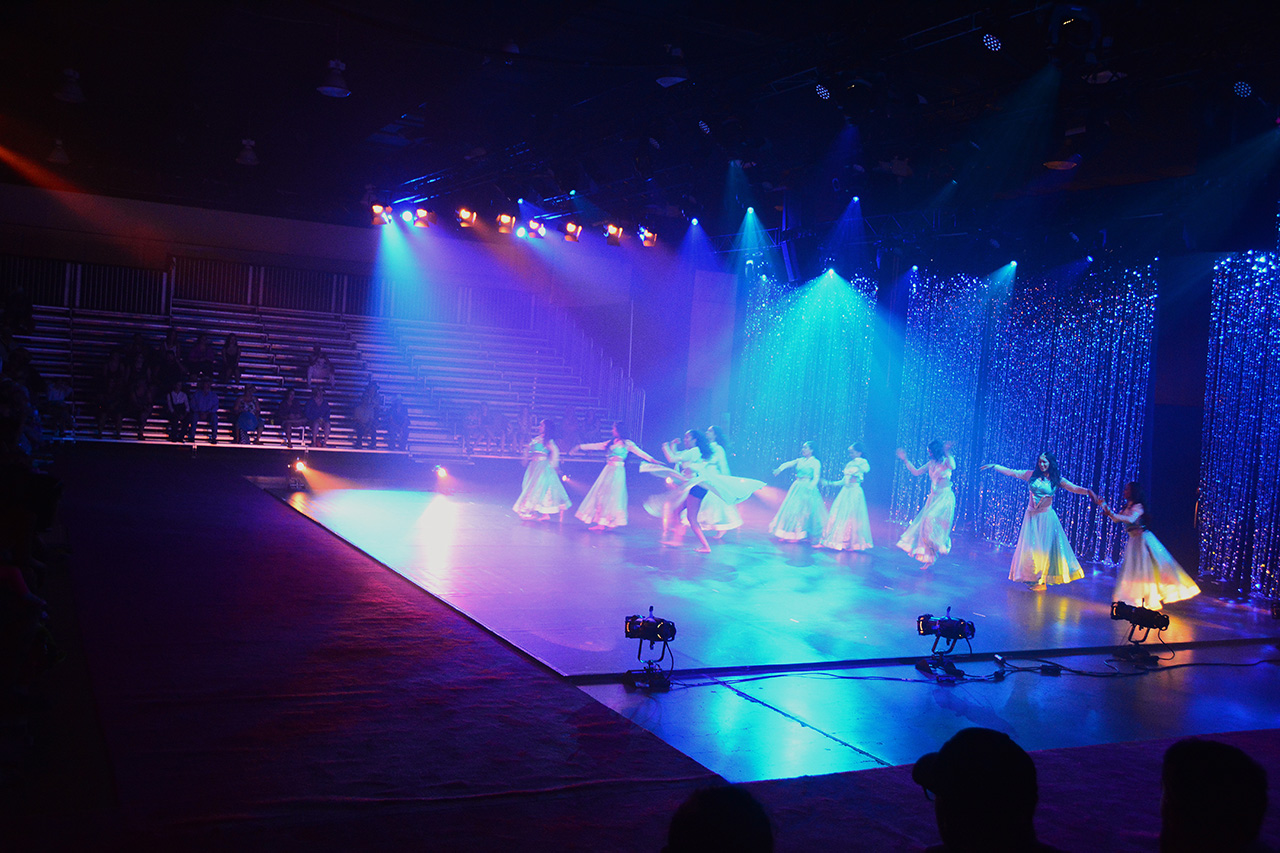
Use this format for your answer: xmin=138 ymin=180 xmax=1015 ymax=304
xmin=16 ymin=300 xmax=622 ymax=457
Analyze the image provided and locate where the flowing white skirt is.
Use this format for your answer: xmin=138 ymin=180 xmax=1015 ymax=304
xmin=575 ymin=462 xmax=628 ymax=527
xmin=1114 ymin=529 xmax=1200 ymax=608
xmin=513 ymin=458 xmax=572 ymax=517
xmin=820 ymin=483 xmax=873 ymax=551
xmin=1007 ymin=505 xmax=1084 ymax=585
xmin=897 ymin=485 xmax=954 ymax=563
xmin=769 ymin=480 xmax=827 ymax=542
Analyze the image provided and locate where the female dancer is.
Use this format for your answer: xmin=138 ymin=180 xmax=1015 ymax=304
xmin=574 ymin=422 xmax=660 ymax=530
xmin=1094 ymin=482 xmax=1200 ymax=608
xmin=642 ymin=429 xmax=763 ymax=553
xmin=684 ymin=425 xmax=743 ymax=537
xmin=896 ymin=440 xmax=955 ymax=566
xmin=981 ymin=452 xmax=1090 ymax=590
xmin=769 ymin=442 xmax=827 ymax=543
xmin=819 ymin=442 xmax=873 ymax=551
xmin=513 ymin=418 xmax=572 ymax=521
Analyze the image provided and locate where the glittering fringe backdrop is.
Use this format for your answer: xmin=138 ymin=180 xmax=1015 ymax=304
xmin=891 ymin=273 xmax=988 ymax=530
xmin=893 ymin=263 xmax=1158 ymax=565
xmin=1199 ymin=253 xmax=1280 ymax=597
xmin=733 ymin=273 xmax=879 ymax=477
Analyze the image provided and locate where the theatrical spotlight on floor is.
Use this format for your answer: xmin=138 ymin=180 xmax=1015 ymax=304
xmin=624 ymin=606 xmax=677 ymax=693
xmin=1111 ymin=600 xmax=1170 ymax=665
xmin=915 ymin=606 xmax=975 ymax=682
xmin=287 ymin=457 xmax=308 ymax=492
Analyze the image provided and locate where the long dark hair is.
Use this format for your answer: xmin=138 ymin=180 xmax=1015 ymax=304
xmin=687 ymin=428 xmax=712 ymax=460
xmin=708 ymin=425 xmax=728 ymax=448
xmin=1125 ymin=481 xmax=1149 ymax=528
xmin=541 ymin=418 xmax=558 ymax=440
xmin=927 ymin=439 xmax=945 ymax=461
xmin=1030 ymin=450 xmax=1061 ymax=488
xmin=611 ymin=420 xmax=630 ymax=441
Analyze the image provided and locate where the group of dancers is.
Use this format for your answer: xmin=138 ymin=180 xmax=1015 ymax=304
xmin=511 ymin=420 xmax=1200 ymax=610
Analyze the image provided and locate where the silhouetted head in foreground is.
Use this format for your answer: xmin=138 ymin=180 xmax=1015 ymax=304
xmin=1161 ymin=737 xmax=1267 ymax=853
xmin=664 ymin=785 xmax=773 ymax=853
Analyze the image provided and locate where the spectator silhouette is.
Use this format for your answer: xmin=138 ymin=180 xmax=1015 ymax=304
xmin=386 ymin=395 xmax=410 ymax=450
xmin=304 ymin=386 xmax=331 ymax=447
xmin=233 ymin=386 xmax=264 ymax=444
xmin=1161 ymin=737 xmax=1268 ymax=853
xmin=276 ymin=388 xmax=307 ymax=449
xmin=189 ymin=378 xmax=220 ymax=443
xmin=188 ymin=332 xmax=216 ymax=377
xmin=352 ymin=380 xmax=382 ymax=449
xmin=164 ymin=380 xmax=192 ymax=442
xmin=663 ymin=785 xmax=774 ymax=853
xmin=96 ymin=351 xmax=129 ymax=438
xmin=221 ymin=333 xmax=241 ymax=382
xmin=912 ymin=727 xmax=1065 ymax=852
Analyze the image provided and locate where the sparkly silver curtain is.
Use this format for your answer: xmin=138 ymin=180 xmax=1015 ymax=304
xmin=732 ymin=273 xmax=879 ymax=479
xmin=1199 ymin=253 xmax=1280 ymax=596
xmin=894 ymin=264 xmax=1158 ymax=565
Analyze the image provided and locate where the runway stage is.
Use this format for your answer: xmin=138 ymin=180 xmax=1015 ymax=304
xmin=277 ymin=466 xmax=1280 ymax=782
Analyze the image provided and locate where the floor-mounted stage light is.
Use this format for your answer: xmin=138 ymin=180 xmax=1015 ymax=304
xmin=1111 ymin=600 xmax=1169 ymax=664
xmin=564 ymin=222 xmax=582 ymax=242
xmin=287 ymin=458 xmax=308 ymax=491
xmin=624 ymin=606 xmax=677 ymax=692
xmin=915 ymin=606 xmax=975 ymax=680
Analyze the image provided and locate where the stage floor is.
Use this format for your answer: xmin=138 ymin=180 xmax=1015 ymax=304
xmin=280 ymin=476 xmax=1280 ymax=782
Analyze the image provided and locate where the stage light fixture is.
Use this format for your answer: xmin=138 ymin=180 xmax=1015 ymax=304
xmin=1111 ymin=600 xmax=1169 ymax=662
xmin=1086 ymin=254 xmax=1094 ymax=263
xmin=624 ymin=606 xmax=677 ymax=691
xmin=916 ymin=606 xmax=975 ymax=654
xmin=911 ymin=265 xmax=919 ymax=272
xmin=235 ymin=139 xmax=259 ymax=166
xmin=639 ymin=227 xmax=657 ymax=247
xmin=698 ymin=120 xmax=711 ymax=135
xmin=371 ymin=204 xmax=393 ymax=226
xmin=690 ymin=217 xmax=699 ymax=226
xmin=561 ymin=473 xmax=569 ymax=482
xmin=400 ymin=210 xmax=414 ymax=223
xmin=287 ymin=458 xmax=308 ymax=491
xmin=413 ymin=208 xmax=433 ymax=228
xmin=852 ymin=196 xmax=860 ymax=202
xmin=983 ymin=33 xmax=1002 ymax=51
xmin=457 ymin=207 xmax=478 ymax=226
xmin=517 ymin=197 xmax=524 ymax=204
xmin=317 ymin=59 xmax=351 ymax=98
xmin=47 ymin=139 xmax=70 ymax=165
xmin=1234 ymin=81 xmax=1253 ymax=98
xmin=54 ymin=68 xmax=86 ymax=104
xmin=816 ymin=83 xmax=831 ymax=100
xmin=605 ymin=223 xmax=622 ymax=246
xmin=527 ymin=220 xmax=546 ymax=238
xmin=433 ymin=464 xmax=448 ymax=477
xmin=569 ymin=189 xmax=577 ymax=196
xmin=564 ymin=222 xmax=582 ymax=242
xmin=516 ymin=226 xmax=527 ymax=238
xmin=497 ymin=213 xmax=515 ymax=233
xmin=746 ymin=206 xmax=754 ymax=214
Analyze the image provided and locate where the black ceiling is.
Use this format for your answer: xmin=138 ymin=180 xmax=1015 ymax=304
xmin=2 ymin=0 xmax=1278 ymax=244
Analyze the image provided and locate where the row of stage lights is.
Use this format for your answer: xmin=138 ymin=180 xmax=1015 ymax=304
xmin=371 ymin=204 xmax=660 ymax=247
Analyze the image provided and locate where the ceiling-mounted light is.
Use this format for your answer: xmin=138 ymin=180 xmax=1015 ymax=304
xmin=639 ymin=227 xmax=657 ymax=247
xmin=235 ymin=139 xmax=259 ymax=166
xmin=370 ymin=203 xmax=392 ymax=225
xmin=526 ymin=220 xmax=546 ymax=238
xmin=54 ymin=68 xmax=85 ymax=104
xmin=656 ymin=45 xmax=688 ymax=88
xmin=605 ymin=223 xmax=622 ymax=246
xmin=47 ymin=139 xmax=70 ymax=165
xmin=457 ymin=207 xmax=478 ymax=226
xmin=317 ymin=59 xmax=350 ymax=98
xmin=564 ymin=222 xmax=582 ymax=242
xmin=413 ymin=208 xmax=433 ymax=228
xmin=497 ymin=213 xmax=515 ymax=233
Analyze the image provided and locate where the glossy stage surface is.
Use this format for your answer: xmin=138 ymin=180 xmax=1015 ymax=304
xmin=281 ymin=471 xmax=1280 ymax=782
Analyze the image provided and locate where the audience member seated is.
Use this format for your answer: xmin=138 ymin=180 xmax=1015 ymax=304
xmin=386 ymin=395 xmax=410 ymax=450
xmin=1161 ymin=737 xmax=1269 ymax=853
xmin=663 ymin=785 xmax=774 ymax=853
xmin=221 ymin=333 xmax=241 ymax=383
xmin=161 ymin=328 xmax=184 ymax=371
xmin=233 ymin=386 xmax=264 ymax=444
xmin=352 ymin=380 xmax=382 ymax=449
xmin=462 ymin=403 xmax=482 ymax=454
xmin=306 ymin=347 xmax=335 ymax=388
xmin=164 ymin=380 xmax=192 ymax=443
xmin=187 ymin=332 xmax=217 ymax=377
xmin=582 ymin=408 xmax=601 ymax=444
xmin=189 ymin=378 xmax=220 ymax=443
xmin=509 ymin=405 xmax=533 ymax=453
xmin=304 ymin=387 xmax=331 ymax=447
xmin=561 ymin=404 xmax=581 ymax=453
xmin=912 ymin=727 xmax=1064 ymax=853
xmin=96 ymin=351 xmax=129 ymax=439
xmin=40 ymin=377 xmax=75 ymax=439
xmin=477 ymin=402 xmax=501 ymax=452
xmin=276 ymin=388 xmax=307 ymax=449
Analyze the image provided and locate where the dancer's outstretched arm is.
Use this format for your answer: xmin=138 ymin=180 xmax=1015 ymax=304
xmin=772 ymin=458 xmax=799 ymax=476
xmin=981 ymin=463 xmax=1031 ymax=480
xmin=625 ymin=440 xmax=660 ymax=465
xmin=1058 ymin=477 xmax=1093 ymax=498
xmin=896 ymin=448 xmax=925 ymax=476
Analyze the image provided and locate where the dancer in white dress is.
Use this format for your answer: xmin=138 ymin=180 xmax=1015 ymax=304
xmin=819 ymin=442 xmax=873 ymax=551
xmin=769 ymin=442 xmax=828 ymax=543
xmin=513 ymin=418 xmax=572 ymax=520
xmin=573 ymin=421 xmax=659 ymax=530
xmin=683 ymin=425 xmax=743 ymax=537
xmin=896 ymin=439 xmax=956 ymax=566
xmin=981 ymin=451 xmax=1092 ymax=590
xmin=1094 ymin=481 xmax=1200 ymax=608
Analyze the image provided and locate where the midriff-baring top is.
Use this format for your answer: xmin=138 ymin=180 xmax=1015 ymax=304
xmin=929 ymin=457 xmax=954 ymax=490
xmin=604 ymin=440 xmax=629 ymax=465
xmin=529 ymin=438 xmax=548 ymax=458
